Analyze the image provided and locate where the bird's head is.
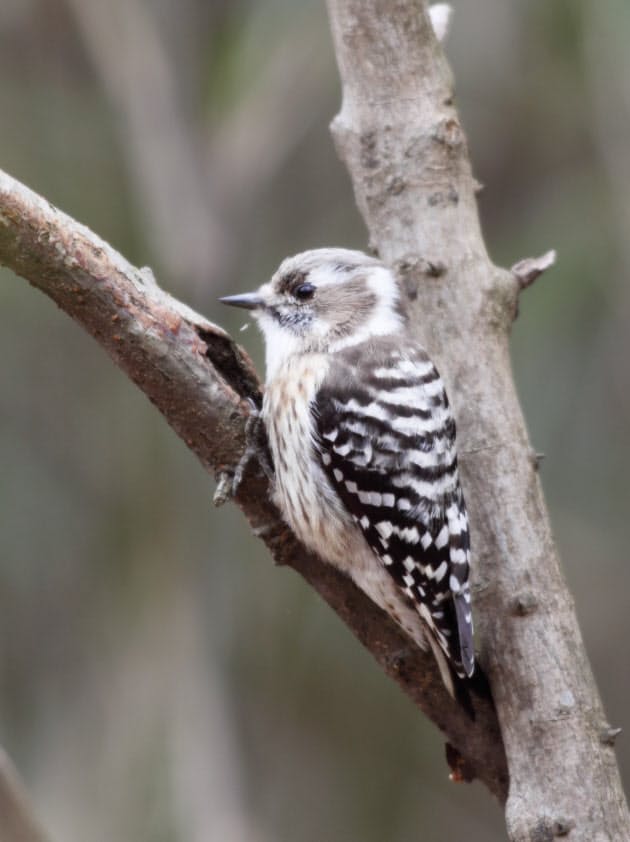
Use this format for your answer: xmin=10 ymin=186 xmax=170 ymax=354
xmin=220 ymin=248 xmax=405 ymax=379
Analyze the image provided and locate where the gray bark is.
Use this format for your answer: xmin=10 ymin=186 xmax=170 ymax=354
xmin=325 ymin=1 xmax=629 ymax=839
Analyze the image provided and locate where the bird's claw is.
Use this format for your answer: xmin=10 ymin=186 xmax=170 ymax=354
xmin=213 ymin=400 xmax=274 ymax=506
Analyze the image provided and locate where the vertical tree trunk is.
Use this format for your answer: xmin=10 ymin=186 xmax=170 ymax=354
xmin=325 ymin=1 xmax=630 ymax=839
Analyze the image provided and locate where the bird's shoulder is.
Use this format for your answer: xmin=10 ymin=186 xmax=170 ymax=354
xmin=313 ymin=335 xmax=453 ymax=450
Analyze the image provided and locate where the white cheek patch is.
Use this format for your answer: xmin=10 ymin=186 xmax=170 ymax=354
xmin=366 ymin=266 xmax=399 ymax=302
xmin=329 ymin=267 xmax=404 ymax=351
xmin=366 ymin=268 xmax=404 ymax=332
xmin=256 ymin=312 xmax=302 ymax=381
xmin=310 ymin=316 xmax=332 ymax=339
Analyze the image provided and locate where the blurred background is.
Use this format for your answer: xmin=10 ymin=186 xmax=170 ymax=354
xmin=0 ymin=0 xmax=628 ymax=840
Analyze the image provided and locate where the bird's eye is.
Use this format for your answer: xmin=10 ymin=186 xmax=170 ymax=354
xmin=294 ymin=282 xmax=316 ymax=301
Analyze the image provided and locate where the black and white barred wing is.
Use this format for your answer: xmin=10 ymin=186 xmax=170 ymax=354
xmin=313 ymin=341 xmax=474 ymax=678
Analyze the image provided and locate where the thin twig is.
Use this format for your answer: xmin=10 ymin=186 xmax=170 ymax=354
xmin=511 ymin=249 xmax=557 ymax=290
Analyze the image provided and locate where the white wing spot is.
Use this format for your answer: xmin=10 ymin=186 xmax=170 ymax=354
xmin=420 ymin=531 xmax=432 ymax=550
xmin=449 ymin=574 xmax=461 ymax=593
xmin=345 ymin=480 xmax=358 ymax=494
xmin=359 ymin=515 xmax=370 ymax=530
xmin=323 ymin=429 xmax=338 ymax=442
xmin=403 ymin=557 xmax=416 ymax=572
xmin=376 ymin=521 xmax=394 ymax=540
xmin=382 ymin=493 xmax=395 ymax=507
xmin=399 ymin=526 xmax=420 ymax=544
xmin=435 ymin=524 xmax=449 ymax=549
xmin=451 ymin=548 xmax=467 ymax=565
xmin=321 ymin=453 xmax=332 ymax=466
xmin=433 ymin=561 xmax=448 ymax=581
xmin=333 ymin=468 xmax=344 ymax=482
xmin=397 ymin=498 xmax=412 ymax=511
xmin=382 ymin=554 xmax=394 ymax=566
xmin=366 ymin=491 xmax=382 ymax=506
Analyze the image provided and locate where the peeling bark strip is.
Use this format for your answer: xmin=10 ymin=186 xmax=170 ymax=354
xmin=0 ymin=165 xmax=507 ymax=800
xmin=326 ymin=1 xmax=629 ymax=839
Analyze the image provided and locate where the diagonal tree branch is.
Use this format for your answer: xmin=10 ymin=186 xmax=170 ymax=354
xmin=0 ymin=167 xmax=507 ymax=799
xmin=325 ymin=0 xmax=629 ymax=839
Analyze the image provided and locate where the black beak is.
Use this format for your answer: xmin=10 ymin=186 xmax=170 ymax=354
xmin=219 ymin=292 xmax=264 ymax=311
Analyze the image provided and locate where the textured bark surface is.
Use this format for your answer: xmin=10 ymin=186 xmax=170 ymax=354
xmin=325 ymin=1 xmax=629 ymax=840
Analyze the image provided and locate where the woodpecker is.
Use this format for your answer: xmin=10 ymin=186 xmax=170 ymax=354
xmin=220 ymin=248 xmax=474 ymax=696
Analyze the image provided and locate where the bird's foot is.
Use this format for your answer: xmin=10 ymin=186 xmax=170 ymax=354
xmin=213 ymin=399 xmax=274 ymax=506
